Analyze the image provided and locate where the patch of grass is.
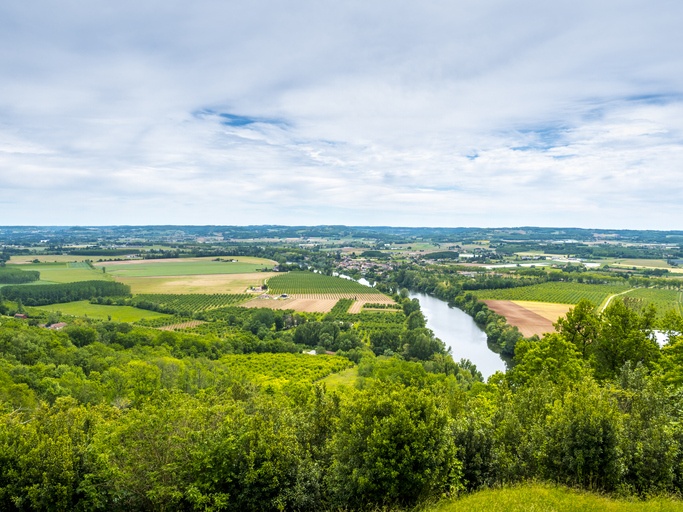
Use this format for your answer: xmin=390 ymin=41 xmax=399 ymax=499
xmin=319 ymin=366 xmax=358 ymax=389
xmin=431 ymin=483 xmax=683 ymax=512
xmin=36 ymin=301 xmax=171 ymax=322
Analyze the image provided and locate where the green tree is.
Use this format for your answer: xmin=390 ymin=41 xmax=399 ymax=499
xmin=328 ymin=382 xmax=461 ymax=508
xmin=554 ymin=299 xmax=599 ymax=359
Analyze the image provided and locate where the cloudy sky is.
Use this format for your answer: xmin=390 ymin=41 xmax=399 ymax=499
xmin=1 ymin=1 xmax=682 ymax=229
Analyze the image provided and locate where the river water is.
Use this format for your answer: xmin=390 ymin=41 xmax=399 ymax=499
xmin=408 ymin=292 xmax=507 ymax=378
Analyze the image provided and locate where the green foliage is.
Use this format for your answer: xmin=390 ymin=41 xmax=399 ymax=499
xmin=132 ymin=293 xmax=251 ymax=314
xmin=328 ymin=381 xmax=462 ymax=508
xmin=592 ymin=300 xmax=660 ymax=380
xmin=0 ymin=281 xmax=130 ymax=306
xmin=0 ymin=267 xmax=40 ymax=284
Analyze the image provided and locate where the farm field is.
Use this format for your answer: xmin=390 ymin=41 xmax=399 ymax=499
xmin=119 ymin=272 xmax=280 ymax=294
xmin=610 ymin=258 xmax=673 ymax=269
xmin=36 ymin=300 xmax=172 ymax=322
xmin=9 ymin=254 xmax=98 ymax=264
xmin=133 ymin=293 xmax=251 ymax=313
xmin=95 ymin=256 xmax=276 ymax=277
xmin=473 ymin=282 xmax=628 ymax=306
xmin=217 ymin=353 xmax=353 ymax=387
xmin=158 ymin=320 xmax=206 ymax=331
xmin=267 ymin=271 xmax=383 ymax=295
xmin=6 ymin=262 xmax=111 ymax=284
xmin=484 ymin=300 xmax=558 ymax=338
xmin=242 ymin=293 xmax=395 ymax=313
xmin=511 ymin=300 xmax=572 ymax=322
xmin=622 ymin=288 xmax=683 ymax=315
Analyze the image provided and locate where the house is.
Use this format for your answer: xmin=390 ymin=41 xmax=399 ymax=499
xmin=48 ymin=322 xmax=68 ymax=330
xmin=14 ymin=313 xmax=28 ymax=319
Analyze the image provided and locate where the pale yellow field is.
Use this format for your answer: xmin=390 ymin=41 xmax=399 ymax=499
xmin=511 ymin=300 xmax=572 ymax=322
xmin=119 ymin=272 xmax=280 ymax=294
xmin=10 ymin=255 xmax=96 ymax=264
xmin=242 ymin=293 xmax=395 ymax=313
xmin=100 ymin=256 xmax=276 ymax=266
xmin=611 ymin=258 xmax=672 ymax=269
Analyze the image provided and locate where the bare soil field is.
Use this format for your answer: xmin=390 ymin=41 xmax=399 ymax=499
xmin=511 ymin=301 xmax=572 ymax=322
xmin=120 ymin=272 xmax=280 ymax=294
xmin=484 ymin=300 xmax=560 ymax=338
xmin=242 ymin=293 xmax=395 ymax=313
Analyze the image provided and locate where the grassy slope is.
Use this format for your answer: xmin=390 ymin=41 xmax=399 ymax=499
xmin=430 ymin=484 xmax=683 ymax=512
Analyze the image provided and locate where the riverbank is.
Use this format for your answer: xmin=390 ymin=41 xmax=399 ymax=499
xmin=408 ymin=291 xmax=506 ymax=378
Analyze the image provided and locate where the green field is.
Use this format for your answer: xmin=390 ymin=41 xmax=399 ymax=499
xmin=133 ymin=293 xmax=251 ymax=312
xmin=431 ymin=484 xmax=683 ymax=512
xmin=36 ymin=301 xmax=172 ymax=322
xmin=266 ymin=271 xmax=382 ymax=294
xmin=473 ymin=282 xmax=629 ymax=306
xmin=6 ymin=262 xmax=111 ymax=284
xmin=622 ymin=288 xmax=683 ymax=315
xmin=95 ymin=257 xmax=275 ymax=278
xmin=217 ymin=353 xmax=354 ymax=387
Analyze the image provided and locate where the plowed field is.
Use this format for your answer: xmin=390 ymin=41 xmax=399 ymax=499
xmin=484 ymin=300 xmax=568 ymax=338
xmin=242 ymin=293 xmax=395 ymax=313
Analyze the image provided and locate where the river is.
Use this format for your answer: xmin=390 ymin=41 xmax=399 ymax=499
xmin=408 ymin=292 xmax=507 ymax=378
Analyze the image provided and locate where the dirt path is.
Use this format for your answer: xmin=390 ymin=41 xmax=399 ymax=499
xmin=599 ymin=288 xmax=635 ymax=313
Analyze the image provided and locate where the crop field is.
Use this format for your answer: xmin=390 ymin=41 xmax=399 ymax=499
xmin=611 ymin=258 xmax=673 ymax=269
xmin=134 ymin=293 xmax=251 ymax=313
xmin=217 ymin=353 xmax=354 ymax=387
xmin=95 ymin=256 xmax=276 ymax=278
xmin=9 ymin=255 xmax=96 ymax=264
xmin=622 ymin=288 xmax=683 ymax=315
xmin=118 ymin=272 xmax=280 ymax=294
xmin=36 ymin=300 xmax=172 ymax=322
xmin=266 ymin=271 xmax=383 ymax=295
xmin=6 ymin=262 xmax=111 ymax=284
xmin=473 ymin=282 xmax=628 ymax=306
xmin=158 ymin=320 xmax=206 ymax=331
xmin=485 ymin=300 xmax=561 ymax=337
xmin=511 ymin=301 xmax=573 ymax=322
xmin=242 ymin=293 xmax=395 ymax=313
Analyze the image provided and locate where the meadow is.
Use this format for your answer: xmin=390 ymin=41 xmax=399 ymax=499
xmin=35 ymin=300 xmax=172 ymax=322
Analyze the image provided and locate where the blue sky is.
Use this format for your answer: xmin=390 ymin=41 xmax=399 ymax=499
xmin=1 ymin=0 xmax=682 ymax=229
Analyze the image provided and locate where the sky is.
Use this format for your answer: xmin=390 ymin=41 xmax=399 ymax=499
xmin=1 ymin=1 xmax=682 ymax=229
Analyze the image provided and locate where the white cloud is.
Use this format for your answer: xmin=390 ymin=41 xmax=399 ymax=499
xmin=1 ymin=0 xmax=682 ymax=228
